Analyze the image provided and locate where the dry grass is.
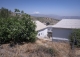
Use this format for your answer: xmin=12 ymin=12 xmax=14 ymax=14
xmin=36 ymin=39 xmax=70 ymax=57
xmin=75 ymin=48 xmax=80 ymax=57
xmin=0 ymin=39 xmax=79 ymax=57
xmin=0 ymin=40 xmax=57 ymax=57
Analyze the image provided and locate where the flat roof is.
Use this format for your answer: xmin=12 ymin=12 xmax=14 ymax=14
xmin=52 ymin=19 xmax=80 ymax=29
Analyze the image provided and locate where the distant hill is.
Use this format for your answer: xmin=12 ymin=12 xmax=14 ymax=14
xmin=31 ymin=16 xmax=59 ymax=25
xmin=61 ymin=16 xmax=80 ymax=19
xmin=30 ymin=14 xmax=80 ymax=20
xmin=30 ymin=14 xmax=61 ymax=20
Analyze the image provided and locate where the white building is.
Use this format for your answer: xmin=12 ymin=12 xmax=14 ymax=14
xmin=52 ymin=19 xmax=80 ymax=41
xmin=34 ymin=21 xmax=48 ymax=38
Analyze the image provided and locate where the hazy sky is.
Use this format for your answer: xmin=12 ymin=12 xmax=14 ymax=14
xmin=0 ymin=0 xmax=80 ymax=16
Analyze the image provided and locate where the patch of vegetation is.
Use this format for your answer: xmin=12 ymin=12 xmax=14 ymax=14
xmin=0 ymin=7 xmax=37 ymax=44
xmin=37 ymin=46 xmax=57 ymax=56
xmin=0 ymin=41 xmax=58 ymax=57
xmin=69 ymin=29 xmax=80 ymax=48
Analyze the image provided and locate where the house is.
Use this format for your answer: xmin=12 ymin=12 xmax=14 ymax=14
xmin=34 ymin=20 xmax=48 ymax=38
xmin=52 ymin=19 xmax=80 ymax=41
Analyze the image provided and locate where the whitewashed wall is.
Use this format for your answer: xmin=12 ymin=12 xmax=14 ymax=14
xmin=37 ymin=28 xmax=48 ymax=38
xmin=52 ymin=28 xmax=72 ymax=41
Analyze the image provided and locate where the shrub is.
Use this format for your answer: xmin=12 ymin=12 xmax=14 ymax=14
xmin=0 ymin=8 xmax=37 ymax=44
xmin=69 ymin=29 xmax=80 ymax=48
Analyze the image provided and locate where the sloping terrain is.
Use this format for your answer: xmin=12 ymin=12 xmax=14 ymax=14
xmin=31 ymin=16 xmax=59 ymax=25
xmin=0 ymin=40 xmax=57 ymax=57
xmin=0 ymin=39 xmax=72 ymax=57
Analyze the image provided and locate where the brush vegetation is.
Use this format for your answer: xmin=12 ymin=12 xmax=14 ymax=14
xmin=69 ymin=29 xmax=80 ymax=48
xmin=0 ymin=7 xmax=37 ymax=44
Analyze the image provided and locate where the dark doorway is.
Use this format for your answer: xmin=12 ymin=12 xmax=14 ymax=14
xmin=47 ymin=32 xmax=52 ymax=38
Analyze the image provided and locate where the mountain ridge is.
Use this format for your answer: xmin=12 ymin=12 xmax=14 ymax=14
xmin=30 ymin=14 xmax=80 ymax=20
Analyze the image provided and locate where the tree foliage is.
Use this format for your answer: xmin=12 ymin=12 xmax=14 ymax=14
xmin=0 ymin=7 xmax=37 ymax=44
xmin=0 ymin=7 xmax=11 ymax=18
xmin=46 ymin=22 xmax=50 ymax=25
xmin=14 ymin=9 xmax=20 ymax=13
xmin=21 ymin=10 xmax=24 ymax=14
xmin=69 ymin=29 xmax=80 ymax=48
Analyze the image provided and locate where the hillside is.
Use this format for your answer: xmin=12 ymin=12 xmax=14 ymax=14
xmin=0 ymin=39 xmax=70 ymax=57
xmin=30 ymin=14 xmax=80 ymax=20
xmin=0 ymin=38 xmax=80 ymax=57
xmin=31 ymin=16 xmax=60 ymax=25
